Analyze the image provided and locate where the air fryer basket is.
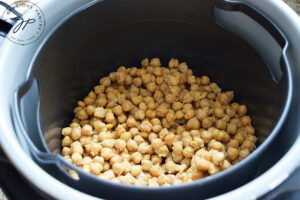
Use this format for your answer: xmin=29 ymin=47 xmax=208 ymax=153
xmin=13 ymin=0 xmax=292 ymax=199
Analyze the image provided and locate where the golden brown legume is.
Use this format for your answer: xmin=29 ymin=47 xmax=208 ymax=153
xmin=61 ymin=58 xmax=257 ymax=186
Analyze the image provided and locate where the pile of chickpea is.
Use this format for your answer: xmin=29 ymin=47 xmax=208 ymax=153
xmin=61 ymin=58 xmax=257 ymax=186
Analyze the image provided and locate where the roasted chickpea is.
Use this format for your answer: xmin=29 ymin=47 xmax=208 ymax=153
xmin=62 ymin=57 xmax=257 ymax=186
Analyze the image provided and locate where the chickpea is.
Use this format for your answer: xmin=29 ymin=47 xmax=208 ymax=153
xmin=238 ymin=105 xmax=247 ymax=116
xmin=134 ymin=135 xmax=145 ymax=144
xmin=202 ymin=118 xmax=212 ymax=129
xmin=122 ymin=100 xmax=133 ymax=112
xmin=132 ymin=96 xmax=143 ymax=105
xmin=62 ymin=136 xmax=73 ymax=147
xmin=169 ymin=86 xmax=181 ymax=95
xmin=165 ymin=93 xmax=177 ymax=104
xmin=183 ymin=92 xmax=194 ymax=103
xmin=94 ymin=107 xmax=106 ymax=119
xmin=150 ymin=164 xmax=163 ymax=177
xmin=165 ymin=133 xmax=176 ymax=146
xmin=214 ymin=107 xmax=224 ymax=118
xmin=145 ymin=110 xmax=156 ymax=119
xmin=234 ymin=133 xmax=245 ymax=144
xmin=62 ymin=127 xmax=72 ymax=136
xmin=62 ymin=147 xmax=71 ymax=156
xmin=201 ymin=76 xmax=210 ymax=85
xmin=135 ymin=109 xmax=145 ymax=120
xmin=222 ymin=159 xmax=232 ymax=170
xmin=148 ymin=178 xmax=159 ymax=187
xmin=153 ymin=90 xmax=163 ymax=101
xmin=187 ymin=118 xmax=200 ymax=130
xmin=212 ymin=129 xmax=225 ymax=141
xmin=140 ymin=121 xmax=152 ymax=133
xmin=178 ymin=62 xmax=188 ymax=73
xmin=142 ymin=160 xmax=153 ymax=171
xmin=82 ymin=124 xmax=93 ymax=136
xmin=77 ymin=100 xmax=85 ymax=107
xmin=71 ymin=141 xmax=83 ymax=154
xmin=220 ymin=131 xmax=230 ymax=143
xmin=100 ymin=77 xmax=111 ymax=87
xmin=142 ymin=74 xmax=152 ymax=85
xmin=245 ymin=125 xmax=255 ymax=135
xmin=183 ymin=146 xmax=194 ymax=158
xmin=227 ymin=123 xmax=237 ymax=135
xmin=112 ymin=163 xmax=125 ymax=176
xmin=151 ymin=138 xmax=164 ymax=150
xmin=152 ymin=124 xmax=162 ymax=133
xmin=155 ymin=145 xmax=169 ymax=157
xmin=166 ymin=161 xmax=177 ymax=174
xmin=201 ymin=131 xmax=212 ymax=143
xmin=166 ymin=112 xmax=176 ymax=123
xmin=127 ymin=139 xmax=138 ymax=151
xmin=62 ymin=57 xmax=256 ymax=185
xmin=147 ymin=101 xmax=157 ymax=110
xmin=131 ymin=152 xmax=143 ymax=164
xmin=153 ymin=67 xmax=162 ymax=76
xmin=120 ymin=153 xmax=130 ymax=161
xmin=71 ymin=126 xmax=81 ymax=140
xmin=216 ymin=119 xmax=227 ymax=130
xmin=227 ymin=139 xmax=239 ymax=148
xmin=168 ymin=58 xmax=179 ymax=68
xmin=77 ymin=109 xmax=89 ymax=121
xmin=241 ymin=140 xmax=256 ymax=151
xmin=239 ymin=148 xmax=250 ymax=159
xmin=212 ymin=152 xmax=225 ymax=165
xmin=141 ymin=58 xmax=149 ymax=67
xmin=131 ymin=165 xmax=142 ymax=177
xmin=227 ymin=147 xmax=239 ymax=160
xmin=173 ymin=102 xmax=183 ymax=111
xmin=208 ymin=163 xmax=220 ymax=175
xmin=102 ymin=139 xmax=115 ymax=148
xmin=225 ymin=107 xmax=235 ymax=117
xmin=101 ymin=148 xmax=115 ymax=160
xmin=112 ymin=105 xmax=123 ymax=116
xmin=126 ymin=116 xmax=137 ymax=128
xmin=71 ymin=152 xmax=82 ymax=165
xmin=117 ymin=114 xmax=127 ymax=123
xmin=113 ymin=139 xmax=126 ymax=151
xmin=184 ymin=109 xmax=195 ymax=120
xmin=138 ymin=142 xmax=151 ymax=154
xmin=175 ymin=110 xmax=184 ymax=119
xmin=187 ymin=75 xmax=196 ymax=85
xmin=96 ymin=97 xmax=107 ymax=107
xmin=191 ymin=137 xmax=204 ymax=150
xmin=94 ymin=85 xmax=105 ymax=94
xmin=90 ymin=162 xmax=103 ymax=175
xmin=103 ymin=162 xmax=110 ymax=172
xmin=180 ymin=158 xmax=191 ymax=168
xmin=115 ymin=71 xmax=127 ymax=85
xmin=195 ymin=109 xmax=207 ymax=121
xmin=150 ymin=58 xmax=161 ymax=67
xmin=156 ymin=105 xmax=168 ymax=117
xmin=173 ymin=142 xmax=183 ymax=155
xmin=120 ymin=132 xmax=131 ymax=141
xmin=194 ymin=157 xmax=210 ymax=171
xmin=157 ymin=174 xmax=168 ymax=185
xmin=246 ymin=135 xmax=257 ymax=143
xmin=167 ymin=75 xmax=180 ymax=86
xmin=155 ymin=76 xmax=164 ymax=85
xmin=85 ymin=105 xmax=95 ymax=116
